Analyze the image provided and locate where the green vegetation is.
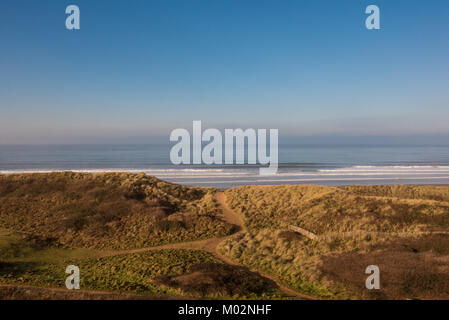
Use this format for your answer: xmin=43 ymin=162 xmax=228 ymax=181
xmin=2 ymin=173 xmax=448 ymax=299
xmin=156 ymin=262 xmax=282 ymax=299
xmin=220 ymin=185 xmax=449 ymax=299
xmin=0 ymin=172 xmax=233 ymax=249
xmin=0 ymin=229 xmax=102 ymax=262
xmin=0 ymin=231 xmax=280 ymax=299
xmin=0 ymin=245 xmax=215 ymax=297
xmin=0 ymin=173 xmax=281 ymax=299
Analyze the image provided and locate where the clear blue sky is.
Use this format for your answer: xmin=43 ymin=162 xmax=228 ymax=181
xmin=0 ymin=0 xmax=448 ymax=144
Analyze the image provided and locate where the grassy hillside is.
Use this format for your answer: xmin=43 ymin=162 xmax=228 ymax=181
xmin=219 ymin=185 xmax=449 ymax=299
xmin=2 ymin=174 xmax=448 ymax=299
xmin=0 ymin=230 xmax=281 ymax=299
xmin=0 ymin=172 xmax=234 ymax=249
xmin=0 ymin=172 xmax=281 ymax=299
xmin=224 ymin=185 xmax=449 ymax=234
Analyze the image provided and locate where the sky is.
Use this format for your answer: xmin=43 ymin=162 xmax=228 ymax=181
xmin=0 ymin=0 xmax=448 ymax=144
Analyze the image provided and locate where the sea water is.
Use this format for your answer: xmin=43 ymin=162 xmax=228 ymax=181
xmin=1 ymin=144 xmax=449 ymax=188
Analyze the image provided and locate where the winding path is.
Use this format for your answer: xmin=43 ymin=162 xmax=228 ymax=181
xmin=102 ymin=192 xmax=314 ymax=299
xmin=1 ymin=192 xmax=314 ymax=300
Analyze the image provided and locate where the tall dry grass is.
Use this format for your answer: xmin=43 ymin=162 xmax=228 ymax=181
xmin=0 ymin=172 xmax=233 ymax=249
xmin=220 ymin=185 xmax=449 ymax=299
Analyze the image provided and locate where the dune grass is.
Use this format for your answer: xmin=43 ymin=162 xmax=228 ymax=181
xmin=2 ymin=173 xmax=448 ymax=299
xmin=220 ymin=185 xmax=449 ymax=299
xmin=0 ymin=172 xmax=234 ymax=249
xmin=0 ymin=246 xmax=215 ymax=297
xmin=0 ymin=232 xmax=281 ymax=299
xmin=0 ymin=173 xmax=281 ymax=299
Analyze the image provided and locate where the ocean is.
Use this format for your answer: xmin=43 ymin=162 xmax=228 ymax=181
xmin=1 ymin=144 xmax=449 ymax=188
